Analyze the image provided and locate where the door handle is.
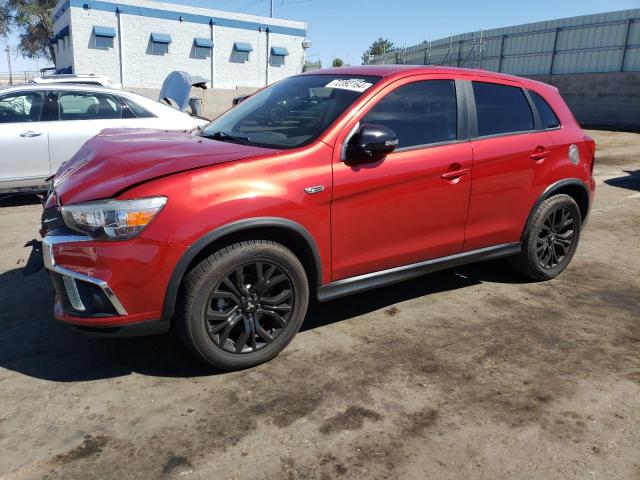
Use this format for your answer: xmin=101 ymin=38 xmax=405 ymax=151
xmin=530 ymin=146 xmax=551 ymax=160
xmin=20 ymin=131 xmax=43 ymax=138
xmin=441 ymin=168 xmax=470 ymax=180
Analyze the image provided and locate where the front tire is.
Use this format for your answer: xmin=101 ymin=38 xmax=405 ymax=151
xmin=177 ymin=240 xmax=309 ymax=371
xmin=511 ymin=194 xmax=582 ymax=281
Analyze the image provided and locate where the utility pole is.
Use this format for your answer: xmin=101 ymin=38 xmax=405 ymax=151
xmin=270 ymin=0 xmax=274 ymax=17
xmin=5 ymin=46 xmax=13 ymax=85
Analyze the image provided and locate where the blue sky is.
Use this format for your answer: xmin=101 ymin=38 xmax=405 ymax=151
xmin=1 ymin=0 xmax=638 ymax=72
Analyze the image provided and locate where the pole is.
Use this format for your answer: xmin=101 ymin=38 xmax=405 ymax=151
xmin=116 ymin=8 xmax=125 ymax=86
xmin=265 ymin=27 xmax=270 ymax=86
xmin=270 ymin=0 xmax=273 ymax=17
xmin=5 ymin=46 xmax=13 ymax=85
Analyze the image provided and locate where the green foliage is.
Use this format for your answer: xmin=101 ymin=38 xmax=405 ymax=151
xmin=1 ymin=0 xmax=57 ymax=62
xmin=361 ymin=37 xmax=395 ymax=65
xmin=331 ymin=57 xmax=344 ymax=67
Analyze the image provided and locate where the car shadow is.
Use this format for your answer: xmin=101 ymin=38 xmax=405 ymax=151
xmin=0 ymin=260 xmax=529 ymax=382
xmin=0 ymin=193 xmax=43 ymax=208
xmin=604 ymin=170 xmax=640 ymax=192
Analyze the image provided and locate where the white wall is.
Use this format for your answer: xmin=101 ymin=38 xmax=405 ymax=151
xmin=119 ymin=14 xmax=213 ymax=88
xmin=70 ymin=8 xmax=121 ymax=84
xmin=267 ymin=32 xmax=305 ymax=85
xmin=52 ymin=7 xmax=74 ymax=72
xmin=54 ymin=0 xmax=307 ymax=89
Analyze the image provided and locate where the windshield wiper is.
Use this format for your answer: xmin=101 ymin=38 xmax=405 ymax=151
xmin=201 ymin=130 xmax=252 ymax=145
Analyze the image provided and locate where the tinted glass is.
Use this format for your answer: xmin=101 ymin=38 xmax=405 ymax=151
xmin=95 ymin=36 xmax=113 ymax=49
xmin=363 ymin=80 xmax=457 ymax=148
xmin=0 ymin=92 xmax=44 ymax=123
xmin=529 ymin=90 xmax=560 ymax=129
xmin=151 ymin=42 xmax=168 ymax=55
xmin=58 ymin=92 xmax=124 ymax=120
xmin=194 ymin=46 xmax=210 ymax=59
xmin=202 ymin=74 xmax=380 ymax=149
xmin=473 ymin=82 xmax=534 ymax=136
xmin=121 ymin=97 xmax=155 ymax=118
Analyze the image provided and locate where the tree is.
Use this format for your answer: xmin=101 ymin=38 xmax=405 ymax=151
xmin=1 ymin=0 xmax=57 ymax=63
xmin=332 ymin=57 xmax=344 ymax=67
xmin=361 ymin=37 xmax=394 ymax=65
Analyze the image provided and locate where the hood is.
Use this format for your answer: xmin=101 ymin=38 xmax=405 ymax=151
xmin=159 ymin=71 xmax=208 ymax=112
xmin=53 ymin=128 xmax=276 ymax=205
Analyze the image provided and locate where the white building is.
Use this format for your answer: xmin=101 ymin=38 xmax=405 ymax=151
xmin=51 ymin=0 xmax=308 ymax=89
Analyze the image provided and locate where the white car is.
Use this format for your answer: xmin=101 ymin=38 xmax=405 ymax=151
xmin=30 ymin=74 xmax=118 ymax=88
xmin=0 ymin=84 xmax=208 ymax=193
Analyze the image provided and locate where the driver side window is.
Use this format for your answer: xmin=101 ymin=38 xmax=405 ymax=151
xmin=362 ymin=80 xmax=457 ymax=149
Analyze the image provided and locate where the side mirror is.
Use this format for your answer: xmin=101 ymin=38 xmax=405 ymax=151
xmin=346 ymin=124 xmax=399 ymax=162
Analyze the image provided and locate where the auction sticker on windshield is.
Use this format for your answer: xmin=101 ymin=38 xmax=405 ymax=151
xmin=325 ymin=78 xmax=373 ymax=93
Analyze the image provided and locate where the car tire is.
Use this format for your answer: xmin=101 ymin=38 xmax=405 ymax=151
xmin=176 ymin=240 xmax=309 ymax=371
xmin=511 ymin=194 xmax=582 ymax=281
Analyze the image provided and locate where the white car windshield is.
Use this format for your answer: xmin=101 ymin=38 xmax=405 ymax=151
xmin=201 ymin=74 xmax=380 ymax=149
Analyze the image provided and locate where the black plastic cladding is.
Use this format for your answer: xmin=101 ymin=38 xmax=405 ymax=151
xmin=161 ymin=217 xmax=323 ymax=323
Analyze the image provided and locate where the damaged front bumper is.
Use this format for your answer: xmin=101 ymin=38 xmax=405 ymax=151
xmin=43 ymin=234 xmax=128 ymax=316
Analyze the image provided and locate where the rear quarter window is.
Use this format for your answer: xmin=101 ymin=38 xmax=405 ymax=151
xmin=529 ymin=90 xmax=561 ymax=129
xmin=121 ymin=97 xmax=156 ymax=118
xmin=472 ymin=82 xmax=534 ymax=137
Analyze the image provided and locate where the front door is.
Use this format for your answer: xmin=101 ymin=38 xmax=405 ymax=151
xmin=331 ymin=78 xmax=473 ymax=280
xmin=0 ymin=90 xmax=51 ymax=190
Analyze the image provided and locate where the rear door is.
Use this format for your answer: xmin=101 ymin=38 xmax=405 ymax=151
xmin=463 ymin=79 xmax=554 ymax=251
xmin=0 ymin=90 xmax=51 ymax=190
xmin=331 ymin=76 xmax=473 ymax=280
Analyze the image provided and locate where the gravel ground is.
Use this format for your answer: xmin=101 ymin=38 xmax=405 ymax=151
xmin=0 ymin=130 xmax=638 ymax=480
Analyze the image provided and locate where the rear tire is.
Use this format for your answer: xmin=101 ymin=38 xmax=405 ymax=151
xmin=176 ymin=240 xmax=309 ymax=371
xmin=511 ymin=194 xmax=581 ymax=281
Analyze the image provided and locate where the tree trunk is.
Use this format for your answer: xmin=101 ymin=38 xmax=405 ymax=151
xmin=48 ymin=42 xmax=56 ymax=65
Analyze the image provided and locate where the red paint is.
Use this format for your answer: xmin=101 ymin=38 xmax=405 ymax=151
xmin=46 ymin=66 xmax=595 ymax=328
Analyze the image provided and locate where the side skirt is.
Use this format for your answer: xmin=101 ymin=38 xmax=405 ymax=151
xmin=317 ymin=242 xmax=521 ymax=302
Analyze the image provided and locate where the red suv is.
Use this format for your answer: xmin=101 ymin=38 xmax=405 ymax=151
xmin=38 ymin=66 xmax=596 ymax=370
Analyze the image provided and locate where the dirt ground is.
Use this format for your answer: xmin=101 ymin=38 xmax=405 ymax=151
xmin=0 ymin=130 xmax=638 ymax=480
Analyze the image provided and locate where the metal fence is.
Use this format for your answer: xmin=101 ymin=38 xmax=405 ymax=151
xmin=0 ymin=71 xmax=39 ymax=85
xmin=368 ymin=9 xmax=640 ymax=76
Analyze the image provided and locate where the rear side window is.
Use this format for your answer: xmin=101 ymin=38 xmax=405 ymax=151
xmin=363 ymin=80 xmax=457 ymax=149
xmin=472 ymin=82 xmax=533 ymax=137
xmin=58 ymin=92 xmax=124 ymax=120
xmin=529 ymin=90 xmax=560 ymax=129
xmin=121 ymin=97 xmax=155 ymax=118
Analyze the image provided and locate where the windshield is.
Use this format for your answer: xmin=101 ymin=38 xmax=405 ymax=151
xmin=201 ymin=74 xmax=380 ymax=149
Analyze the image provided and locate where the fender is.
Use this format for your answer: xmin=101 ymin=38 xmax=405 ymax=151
xmin=521 ymin=178 xmax=591 ymax=241
xmin=161 ymin=217 xmax=323 ymax=323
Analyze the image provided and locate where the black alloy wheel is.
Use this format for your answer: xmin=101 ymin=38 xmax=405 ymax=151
xmin=177 ymin=240 xmax=309 ymax=371
xmin=536 ymin=206 xmax=576 ymax=269
xmin=205 ymin=262 xmax=294 ymax=353
xmin=510 ymin=193 xmax=582 ymax=281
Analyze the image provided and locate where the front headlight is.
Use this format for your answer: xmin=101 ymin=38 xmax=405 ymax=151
xmin=61 ymin=197 xmax=167 ymax=240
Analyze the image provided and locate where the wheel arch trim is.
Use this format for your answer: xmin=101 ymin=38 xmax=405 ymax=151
xmin=521 ymin=178 xmax=591 ymax=241
xmin=161 ymin=217 xmax=323 ymax=323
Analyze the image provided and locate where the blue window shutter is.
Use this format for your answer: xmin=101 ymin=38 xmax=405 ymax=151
xmin=233 ymin=42 xmax=253 ymax=52
xmin=93 ymin=26 xmax=116 ymax=38
xmin=150 ymin=33 xmax=172 ymax=44
xmin=270 ymin=47 xmax=289 ymax=56
xmin=194 ymin=38 xmax=213 ymax=48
